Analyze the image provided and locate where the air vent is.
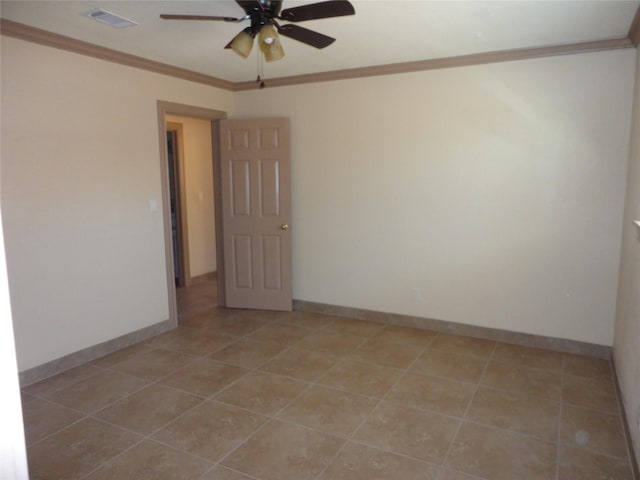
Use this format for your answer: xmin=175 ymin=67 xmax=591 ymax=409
xmin=84 ymin=9 xmax=138 ymax=28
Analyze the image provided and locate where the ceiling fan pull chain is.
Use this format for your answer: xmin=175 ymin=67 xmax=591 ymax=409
xmin=256 ymin=49 xmax=266 ymax=89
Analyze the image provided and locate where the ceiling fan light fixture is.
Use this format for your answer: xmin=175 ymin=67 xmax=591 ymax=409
xmin=229 ymin=27 xmax=255 ymax=58
xmin=259 ymin=24 xmax=285 ymax=62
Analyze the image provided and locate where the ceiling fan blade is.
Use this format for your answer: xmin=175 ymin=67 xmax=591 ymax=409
xmin=160 ymin=14 xmax=240 ymax=22
xmin=235 ymin=1 xmax=262 ymax=14
xmin=277 ymin=24 xmax=335 ymax=49
xmin=279 ymin=0 xmax=354 ymax=22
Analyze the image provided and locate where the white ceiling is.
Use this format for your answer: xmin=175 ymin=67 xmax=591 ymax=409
xmin=1 ymin=1 xmax=638 ymax=83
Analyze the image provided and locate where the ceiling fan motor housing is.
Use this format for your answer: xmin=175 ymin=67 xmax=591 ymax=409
xmin=160 ymin=0 xmax=356 ymax=60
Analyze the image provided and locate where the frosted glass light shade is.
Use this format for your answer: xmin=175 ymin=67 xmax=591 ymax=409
xmin=230 ymin=29 xmax=254 ymax=58
xmin=259 ymin=24 xmax=284 ymax=62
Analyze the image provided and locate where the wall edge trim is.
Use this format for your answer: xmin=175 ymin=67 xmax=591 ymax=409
xmin=0 ymin=18 xmax=235 ymax=91
xmin=1 ymin=18 xmax=632 ymax=92
xmin=628 ymin=5 xmax=640 ymax=47
xmin=611 ymin=355 xmax=640 ymax=478
xmin=236 ymin=37 xmax=633 ymax=90
xmin=18 ymin=319 xmax=174 ymax=387
xmin=293 ymin=300 xmax=612 ymax=359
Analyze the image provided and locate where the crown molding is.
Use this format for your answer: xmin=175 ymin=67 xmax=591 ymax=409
xmin=1 ymin=18 xmax=634 ymax=93
xmin=0 ymin=19 xmax=235 ymax=91
xmin=235 ymin=37 xmax=633 ymax=90
xmin=628 ymin=5 xmax=640 ymax=47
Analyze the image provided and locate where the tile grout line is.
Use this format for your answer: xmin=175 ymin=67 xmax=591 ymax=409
xmin=312 ymin=333 xmax=435 ymax=480
xmin=26 ymin=304 xmax=630 ymax=480
xmin=610 ymin=355 xmax=640 ymax=480
xmin=190 ymin=321 xmax=364 ymax=475
xmin=436 ymin=342 xmax=497 ymax=480
xmin=77 ymin=337 xmax=278 ymax=476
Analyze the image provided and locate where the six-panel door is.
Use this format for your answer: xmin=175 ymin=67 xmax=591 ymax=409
xmin=218 ymin=118 xmax=292 ymax=310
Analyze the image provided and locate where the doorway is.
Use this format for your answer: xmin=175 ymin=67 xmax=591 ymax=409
xmin=157 ymin=101 xmax=227 ymax=327
xmin=166 ymin=124 xmax=188 ymax=288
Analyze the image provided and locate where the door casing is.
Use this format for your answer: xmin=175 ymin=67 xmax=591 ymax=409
xmin=157 ymin=101 xmax=226 ymax=327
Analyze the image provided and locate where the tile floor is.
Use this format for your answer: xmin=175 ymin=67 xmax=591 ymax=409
xmin=21 ymin=279 xmax=636 ymax=480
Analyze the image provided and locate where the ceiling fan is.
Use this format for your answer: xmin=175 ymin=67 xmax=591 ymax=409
xmin=160 ymin=0 xmax=355 ymax=62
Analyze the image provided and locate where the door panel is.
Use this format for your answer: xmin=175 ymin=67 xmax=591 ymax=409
xmin=218 ymin=118 xmax=292 ymax=310
xmin=231 ymin=160 xmax=251 ymax=216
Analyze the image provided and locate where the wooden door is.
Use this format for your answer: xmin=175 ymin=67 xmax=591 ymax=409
xmin=217 ymin=118 xmax=292 ymax=310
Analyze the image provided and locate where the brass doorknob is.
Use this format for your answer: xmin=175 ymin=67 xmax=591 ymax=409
xmin=280 ymin=224 xmax=289 ymax=230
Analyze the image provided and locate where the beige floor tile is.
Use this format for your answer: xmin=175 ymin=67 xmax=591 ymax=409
xmin=21 ymin=396 xmax=84 ymax=446
xmin=557 ymin=444 xmax=633 ymax=480
xmin=429 ymin=335 xmax=496 ymax=359
xmin=562 ymin=374 xmax=618 ymax=413
xmin=202 ymin=466 xmax=256 ymax=479
xmin=349 ymin=338 xmax=424 ymax=369
xmin=387 ymin=373 xmax=476 ymax=417
xmin=233 ymin=308 xmax=288 ymax=323
xmin=46 ymin=370 xmax=149 ymax=413
xmin=27 ymin=417 xmax=141 ymax=480
xmin=438 ymin=469 xmax=486 ymax=480
xmin=222 ymin=420 xmax=344 ymax=480
xmin=317 ymin=358 xmax=403 ymax=397
xmin=152 ymin=400 xmax=267 ymax=462
xmin=278 ymin=385 xmax=378 ymax=437
xmin=19 ymin=279 xmax=634 ymax=480
xmin=322 ymin=318 xmax=385 ymax=337
xmin=491 ymin=343 xmax=563 ymax=372
xmin=198 ymin=316 xmax=270 ymax=337
xmin=560 ymin=404 xmax=628 ymax=458
xmin=410 ymin=349 xmax=487 ymax=384
xmin=23 ymin=364 xmax=103 ymax=396
xmin=373 ymin=325 xmax=438 ymax=347
xmin=91 ymin=343 xmax=155 ymax=368
xmin=354 ymin=401 xmax=459 ymax=464
xmin=209 ymin=338 xmax=286 ymax=369
xmin=146 ymin=327 xmax=237 ymax=356
xmin=84 ymin=440 xmax=213 ymax=480
xmin=94 ymin=384 xmax=203 ymax=435
xmin=178 ymin=313 xmax=210 ymax=329
xmin=563 ymin=354 xmax=612 ymax=380
xmin=278 ymin=311 xmax=336 ymax=329
xmin=296 ymin=330 xmax=365 ymax=355
xmin=261 ymin=347 xmax=338 ymax=381
xmin=179 ymin=307 xmax=239 ymax=329
xmin=466 ymin=387 xmax=559 ymax=441
xmin=319 ymin=441 xmax=439 ymax=479
xmin=248 ymin=322 xmax=312 ymax=345
xmin=111 ymin=348 xmax=195 ymax=381
xmin=446 ymin=422 xmax=556 ymax=480
xmin=481 ymin=360 xmax=561 ymax=400
xmin=214 ymin=371 xmax=307 ymax=415
xmin=160 ymin=358 xmax=248 ymax=397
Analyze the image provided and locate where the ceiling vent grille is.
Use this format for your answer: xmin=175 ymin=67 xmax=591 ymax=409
xmin=84 ymin=9 xmax=138 ymax=28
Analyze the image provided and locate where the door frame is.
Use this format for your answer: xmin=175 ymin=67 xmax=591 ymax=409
xmin=166 ymin=122 xmax=190 ymax=288
xmin=157 ymin=101 xmax=227 ymax=327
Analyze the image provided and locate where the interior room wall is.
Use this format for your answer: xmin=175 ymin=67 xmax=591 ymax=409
xmin=165 ymin=114 xmax=216 ymax=279
xmin=0 ymin=37 xmax=234 ymax=372
xmin=0 ymin=207 xmax=29 ymax=478
xmin=614 ymin=45 xmax=640 ymax=462
xmin=234 ymin=49 xmax=635 ymax=346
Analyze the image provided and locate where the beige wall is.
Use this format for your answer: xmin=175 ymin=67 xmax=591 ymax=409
xmin=1 ymin=33 xmax=637 ymax=377
xmin=234 ymin=49 xmax=635 ymax=346
xmin=614 ymin=46 xmax=640 ymax=462
xmin=0 ymin=206 xmax=29 ymax=477
xmin=165 ymin=115 xmax=217 ymax=278
xmin=0 ymin=37 xmax=233 ymax=371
